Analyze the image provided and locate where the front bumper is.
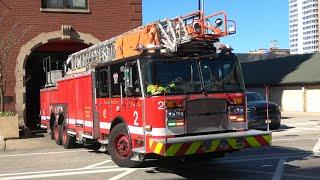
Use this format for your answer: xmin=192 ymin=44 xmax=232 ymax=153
xmin=248 ymin=113 xmax=281 ymax=129
xmin=148 ymin=130 xmax=271 ymax=156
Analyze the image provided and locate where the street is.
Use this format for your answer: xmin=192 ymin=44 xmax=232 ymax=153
xmin=0 ymin=112 xmax=319 ymax=180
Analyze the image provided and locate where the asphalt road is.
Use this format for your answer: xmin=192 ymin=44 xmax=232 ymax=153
xmin=0 ymin=112 xmax=319 ymax=180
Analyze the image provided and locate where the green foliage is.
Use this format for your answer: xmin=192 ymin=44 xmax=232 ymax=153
xmin=0 ymin=111 xmax=15 ymax=117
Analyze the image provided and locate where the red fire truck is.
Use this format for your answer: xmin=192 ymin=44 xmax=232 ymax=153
xmin=40 ymin=10 xmax=271 ymax=167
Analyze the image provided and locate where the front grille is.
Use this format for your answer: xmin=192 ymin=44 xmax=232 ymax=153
xmin=255 ymin=107 xmax=277 ymax=117
xmin=185 ymin=98 xmax=228 ymax=134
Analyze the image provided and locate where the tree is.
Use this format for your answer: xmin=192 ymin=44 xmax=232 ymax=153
xmin=0 ymin=10 xmax=31 ymax=111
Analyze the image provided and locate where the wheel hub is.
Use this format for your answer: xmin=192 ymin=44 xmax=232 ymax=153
xmin=115 ymin=134 xmax=130 ymax=157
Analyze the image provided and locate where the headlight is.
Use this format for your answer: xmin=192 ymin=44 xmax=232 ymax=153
xmin=166 ymin=109 xmax=184 ymax=119
xmin=228 ymin=106 xmax=245 ymax=122
xmin=229 ymin=106 xmax=244 ymax=114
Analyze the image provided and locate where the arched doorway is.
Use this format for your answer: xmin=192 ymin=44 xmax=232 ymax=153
xmin=25 ymin=40 xmax=89 ymax=130
xmin=15 ymin=31 xmax=101 ymax=131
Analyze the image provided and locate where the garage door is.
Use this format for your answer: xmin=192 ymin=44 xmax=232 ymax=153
xmin=281 ymin=90 xmax=303 ymax=112
xmin=306 ymin=89 xmax=320 ymax=112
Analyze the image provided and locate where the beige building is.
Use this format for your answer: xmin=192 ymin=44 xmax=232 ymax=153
xmin=242 ymin=53 xmax=320 ymax=112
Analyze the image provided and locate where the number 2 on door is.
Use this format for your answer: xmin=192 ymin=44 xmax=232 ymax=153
xmin=133 ymin=111 xmax=138 ymax=126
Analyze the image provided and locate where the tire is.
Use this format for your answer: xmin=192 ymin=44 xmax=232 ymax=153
xmin=270 ymin=122 xmax=281 ymax=130
xmin=62 ymin=121 xmax=75 ymax=149
xmin=91 ymin=142 xmax=101 ymax=151
xmin=54 ymin=121 xmax=62 ymax=145
xmin=50 ymin=128 xmax=55 ymax=140
xmin=108 ymin=123 xmax=143 ymax=168
xmin=50 ymin=114 xmax=55 ymax=140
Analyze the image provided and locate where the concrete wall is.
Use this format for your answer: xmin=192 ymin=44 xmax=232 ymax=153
xmin=247 ymin=85 xmax=320 ymax=112
xmin=0 ymin=116 xmax=19 ymax=139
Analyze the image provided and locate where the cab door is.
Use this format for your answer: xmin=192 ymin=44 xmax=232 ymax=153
xmin=109 ymin=62 xmax=144 ymax=148
xmin=95 ymin=66 xmax=111 ymax=136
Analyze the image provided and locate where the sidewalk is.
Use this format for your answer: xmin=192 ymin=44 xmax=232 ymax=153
xmin=282 ymin=111 xmax=320 ymax=117
xmin=0 ymin=133 xmax=58 ymax=152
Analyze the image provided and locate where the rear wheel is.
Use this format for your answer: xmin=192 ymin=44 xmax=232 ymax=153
xmin=50 ymin=114 xmax=55 ymax=140
xmin=50 ymin=128 xmax=55 ymax=140
xmin=62 ymin=121 xmax=75 ymax=149
xmin=54 ymin=121 xmax=62 ymax=145
xmin=108 ymin=123 xmax=143 ymax=167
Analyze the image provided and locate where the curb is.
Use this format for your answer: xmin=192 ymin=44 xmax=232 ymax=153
xmin=0 ymin=136 xmax=5 ymax=152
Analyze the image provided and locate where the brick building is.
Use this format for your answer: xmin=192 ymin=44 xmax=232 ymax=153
xmin=0 ymin=0 xmax=142 ymax=130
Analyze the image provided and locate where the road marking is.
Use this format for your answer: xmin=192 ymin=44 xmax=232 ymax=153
xmin=0 ymin=150 xmax=88 ymax=158
xmin=285 ymin=122 xmax=318 ymax=126
xmin=109 ymin=169 xmax=137 ymax=180
xmin=0 ymin=166 xmax=118 ymax=177
xmin=312 ymin=138 xmax=320 ymax=156
xmin=83 ymin=160 xmax=112 ymax=169
xmin=1 ymin=168 xmax=130 ymax=180
xmin=272 ymin=159 xmax=286 ymax=180
xmin=273 ymin=137 xmax=319 ymax=142
xmin=295 ymin=127 xmax=320 ymax=131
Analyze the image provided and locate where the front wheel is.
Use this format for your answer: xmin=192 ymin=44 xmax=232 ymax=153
xmin=108 ymin=123 xmax=143 ymax=168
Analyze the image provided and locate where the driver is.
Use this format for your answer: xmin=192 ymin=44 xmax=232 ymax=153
xmin=147 ymin=84 xmax=166 ymax=95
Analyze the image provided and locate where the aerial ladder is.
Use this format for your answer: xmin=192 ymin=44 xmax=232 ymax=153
xmin=66 ymin=10 xmax=236 ymax=73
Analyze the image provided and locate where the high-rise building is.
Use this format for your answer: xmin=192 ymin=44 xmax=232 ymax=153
xmin=289 ymin=0 xmax=319 ymax=54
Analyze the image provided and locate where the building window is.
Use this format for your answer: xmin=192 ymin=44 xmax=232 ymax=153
xmin=42 ymin=0 xmax=88 ymax=10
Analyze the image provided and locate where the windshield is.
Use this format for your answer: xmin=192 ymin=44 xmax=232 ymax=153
xmin=143 ymin=56 xmax=245 ymax=96
xmin=144 ymin=59 xmax=202 ymax=95
xmin=246 ymin=92 xmax=264 ymax=102
xmin=201 ymin=59 xmax=244 ymax=93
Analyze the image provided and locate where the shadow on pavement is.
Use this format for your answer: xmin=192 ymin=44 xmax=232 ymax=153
xmin=281 ymin=116 xmax=294 ymax=120
xmin=138 ymin=146 xmax=319 ymax=180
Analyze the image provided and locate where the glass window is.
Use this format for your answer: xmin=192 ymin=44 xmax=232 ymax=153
xmin=201 ymin=57 xmax=244 ymax=93
xmin=143 ymin=59 xmax=202 ymax=96
xmin=42 ymin=0 xmax=88 ymax=9
xmin=110 ymin=62 xmax=141 ymax=97
xmin=96 ymin=67 xmax=109 ymax=98
xmin=110 ymin=63 xmax=124 ymax=97
xmin=246 ymin=92 xmax=264 ymax=102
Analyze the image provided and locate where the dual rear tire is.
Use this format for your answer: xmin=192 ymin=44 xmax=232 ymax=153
xmin=53 ymin=120 xmax=75 ymax=149
xmin=53 ymin=120 xmax=142 ymax=167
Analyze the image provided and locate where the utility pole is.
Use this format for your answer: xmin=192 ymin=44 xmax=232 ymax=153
xmin=199 ymin=0 xmax=204 ymax=12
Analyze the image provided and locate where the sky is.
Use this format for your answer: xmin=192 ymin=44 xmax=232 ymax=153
xmin=142 ymin=0 xmax=289 ymax=53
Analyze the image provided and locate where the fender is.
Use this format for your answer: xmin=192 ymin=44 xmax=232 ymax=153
xmin=110 ymin=116 xmax=129 ymax=133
